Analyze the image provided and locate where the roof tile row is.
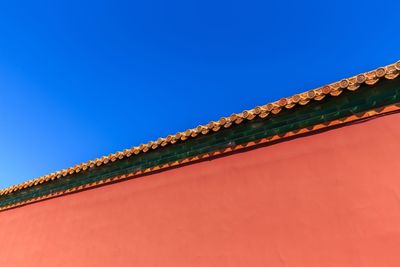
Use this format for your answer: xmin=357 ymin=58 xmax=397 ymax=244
xmin=1 ymin=61 xmax=399 ymax=196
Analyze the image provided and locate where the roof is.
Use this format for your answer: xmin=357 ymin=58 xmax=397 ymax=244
xmin=1 ymin=60 xmax=399 ymax=198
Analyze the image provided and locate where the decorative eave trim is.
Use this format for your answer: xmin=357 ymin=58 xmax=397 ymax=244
xmin=1 ymin=60 xmax=399 ymax=196
xmin=1 ymin=103 xmax=400 ymax=212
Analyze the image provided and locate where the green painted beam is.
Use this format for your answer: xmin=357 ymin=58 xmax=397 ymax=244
xmin=1 ymin=78 xmax=400 ymax=208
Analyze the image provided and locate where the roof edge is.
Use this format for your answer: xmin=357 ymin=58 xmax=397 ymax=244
xmin=1 ymin=60 xmax=400 ymax=196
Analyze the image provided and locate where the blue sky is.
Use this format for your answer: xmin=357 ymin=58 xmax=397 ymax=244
xmin=0 ymin=0 xmax=399 ymax=188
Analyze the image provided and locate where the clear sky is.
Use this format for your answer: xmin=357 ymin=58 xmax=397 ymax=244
xmin=0 ymin=0 xmax=399 ymax=188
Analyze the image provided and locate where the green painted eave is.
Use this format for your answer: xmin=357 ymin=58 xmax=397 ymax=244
xmin=1 ymin=78 xmax=400 ymax=209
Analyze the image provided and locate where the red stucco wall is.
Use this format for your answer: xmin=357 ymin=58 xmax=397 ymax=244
xmin=1 ymin=113 xmax=400 ymax=267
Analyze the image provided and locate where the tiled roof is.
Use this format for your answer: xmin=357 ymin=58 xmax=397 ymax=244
xmin=1 ymin=60 xmax=399 ymax=196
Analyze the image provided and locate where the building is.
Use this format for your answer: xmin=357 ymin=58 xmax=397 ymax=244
xmin=1 ymin=61 xmax=400 ymax=266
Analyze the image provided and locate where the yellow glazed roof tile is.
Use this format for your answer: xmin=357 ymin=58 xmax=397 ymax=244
xmin=1 ymin=60 xmax=399 ymax=196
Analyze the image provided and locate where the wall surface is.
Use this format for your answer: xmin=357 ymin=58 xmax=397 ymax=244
xmin=1 ymin=113 xmax=400 ymax=267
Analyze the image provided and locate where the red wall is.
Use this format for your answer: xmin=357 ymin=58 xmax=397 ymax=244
xmin=1 ymin=113 xmax=400 ymax=267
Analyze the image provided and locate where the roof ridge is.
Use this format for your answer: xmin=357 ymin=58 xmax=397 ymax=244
xmin=1 ymin=60 xmax=399 ymax=195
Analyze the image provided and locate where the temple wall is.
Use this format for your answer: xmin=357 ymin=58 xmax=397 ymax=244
xmin=1 ymin=113 xmax=400 ymax=267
